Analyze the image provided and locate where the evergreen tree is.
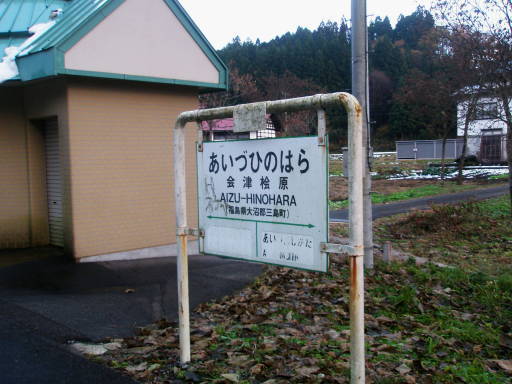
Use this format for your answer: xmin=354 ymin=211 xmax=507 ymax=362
xmin=210 ymin=8 xmax=455 ymax=149
xmin=394 ymin=7 xmax=435 ymax=49
xmin=369 ymin=16 xmax=393 ymax=41
xmin=371 ymin=35 xmax=406 ymax=84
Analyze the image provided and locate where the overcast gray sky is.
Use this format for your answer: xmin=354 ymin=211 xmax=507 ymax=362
xmin=179 ymin=0 xmax=430 ymax=49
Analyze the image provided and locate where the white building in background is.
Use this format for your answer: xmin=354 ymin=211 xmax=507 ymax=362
xmin=457 ymin=95 xmax=509 ymax=163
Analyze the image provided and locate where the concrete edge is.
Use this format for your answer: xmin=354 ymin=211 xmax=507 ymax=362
xmin=78 ymin=241 xmax=199 ymax=263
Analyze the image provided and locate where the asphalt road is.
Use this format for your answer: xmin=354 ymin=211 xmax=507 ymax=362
xmin=0 ymin=254 xmax=263 ymax=383
xmin=0 ymin=299 xmax=138 ymax=384
xmin=330 ymin=184 xmax=508 ymax=222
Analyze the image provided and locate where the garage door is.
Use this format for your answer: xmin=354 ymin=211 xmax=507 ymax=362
xmin=44 ymin=119 xmax=64 ymax=247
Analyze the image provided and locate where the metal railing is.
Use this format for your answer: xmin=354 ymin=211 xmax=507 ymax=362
xmin=173 ymin=92 xmax=366 ymax=383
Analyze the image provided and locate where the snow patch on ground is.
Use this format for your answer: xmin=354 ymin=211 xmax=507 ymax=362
xmin=329 ymin=152 xmax=396 ymax=161
xmin=388 ymin=167 xmax=509 ymax=180
xmin=0 ymin=21 xmax=55 ymax=83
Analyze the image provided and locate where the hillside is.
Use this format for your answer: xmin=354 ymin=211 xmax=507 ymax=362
xmin=203 ymin=7 xmax=459 ymax=150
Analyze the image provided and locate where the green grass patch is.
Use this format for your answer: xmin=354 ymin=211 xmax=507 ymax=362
xmin=366 ymin=260 xmax=511 ymax=383
xmin=376 ymin=196 xmax=512 ymax=275
xmin=489 ymin=173 xmax=509 ymax=180
xmin=477 ymin=194 xmax=511 ymax=217
xmin=328 ymin=200 xmax=345 ymax=209
xmin=371 ymin=183 xmax=474 ymax=204
xmin=330 ymin=183 xmax=478 ymax=209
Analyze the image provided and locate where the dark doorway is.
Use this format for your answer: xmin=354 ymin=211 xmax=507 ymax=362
xmin=480 ymin=135 xmax=502 ymax=164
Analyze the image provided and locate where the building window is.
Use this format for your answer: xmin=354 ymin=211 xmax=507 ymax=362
xmin=473 ymin=102 xmax=498 ymax=120
xmin=256 ymin=118 xmax=277 ymax=139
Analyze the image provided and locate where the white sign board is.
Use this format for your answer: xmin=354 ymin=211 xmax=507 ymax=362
xmin=197 ymin=136 xmax=329 ymax=272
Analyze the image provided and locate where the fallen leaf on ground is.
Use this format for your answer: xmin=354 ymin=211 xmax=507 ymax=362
xmin=221 ymin=373 xmax=240 ymax=382
xmin=125 ymin=362 xmax=147 ymax=373
xmin=70 ymin=343 xmax=107 ymax=356
xmin=250 ymin=363 xmax=266 ymax=375
xmin=296 ymin=366 xmax=320 ymax=377
xmin=500 ymin=335 xmax=512 ymax=350
xmin=396 ymin=363 xmax=412 ymax=375
xmin=493 ymin=360 xmax=512 ymax=373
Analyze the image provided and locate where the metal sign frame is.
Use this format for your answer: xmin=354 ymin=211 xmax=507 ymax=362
xmin=196 ymin=135 xmax=329 ymax=273
xmin=173 ymin=93 xmax=366 ymax=383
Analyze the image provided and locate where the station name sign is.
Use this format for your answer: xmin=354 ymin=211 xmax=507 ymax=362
xmin=197 ymin=136 xmax=329 ymax=272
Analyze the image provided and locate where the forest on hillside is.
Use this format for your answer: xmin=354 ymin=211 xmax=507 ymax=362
xmin=201 ymin=7 xmax=466 ymax=150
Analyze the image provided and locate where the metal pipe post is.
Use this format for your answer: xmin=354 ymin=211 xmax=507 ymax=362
xmin=174 ymin=121 xmax=191 ymax=364
xmin=345 ymin=94 xmax=366 ymax=384
xmin=317 ymin=109 xmax=327 ymax=144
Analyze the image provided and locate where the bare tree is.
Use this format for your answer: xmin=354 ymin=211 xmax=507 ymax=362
xmin=200 ymin=64 xmax=263 ymax=109
xmin=432 ymin=0 xmax=512 ymax=210
xmin=394 ymin=28 xmax=462 ymax=182
xmin=456 ymin=96 xmax=478 ymax=184
xmin=447 ymin=29 xmax=486 ymax=184
xmin=259 ymin=71 xmax=326 ymax=136
xmin=200 ymin=66 xmax=325 ymax=137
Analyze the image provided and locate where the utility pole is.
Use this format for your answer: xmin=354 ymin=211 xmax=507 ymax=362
xmin=351 ymin=0 xmax=374 ymax=269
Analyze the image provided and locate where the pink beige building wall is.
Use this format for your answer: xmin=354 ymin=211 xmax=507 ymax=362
xmin=67 ymin=79 xmax=199 ymax=259
xmin=0 ymin=79 xmax=199 ymax=259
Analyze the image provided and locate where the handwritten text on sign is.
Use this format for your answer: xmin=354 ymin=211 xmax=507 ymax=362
xmin=259 ymin=232 xmax=314 ymax=266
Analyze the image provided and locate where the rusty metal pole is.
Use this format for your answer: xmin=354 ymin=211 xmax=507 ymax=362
xmin=345 ymin=94 xmax=366 ymax=384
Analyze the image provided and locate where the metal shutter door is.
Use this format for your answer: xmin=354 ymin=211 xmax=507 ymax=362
xmin=44 ymin=119 xmax=64 ymax=247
